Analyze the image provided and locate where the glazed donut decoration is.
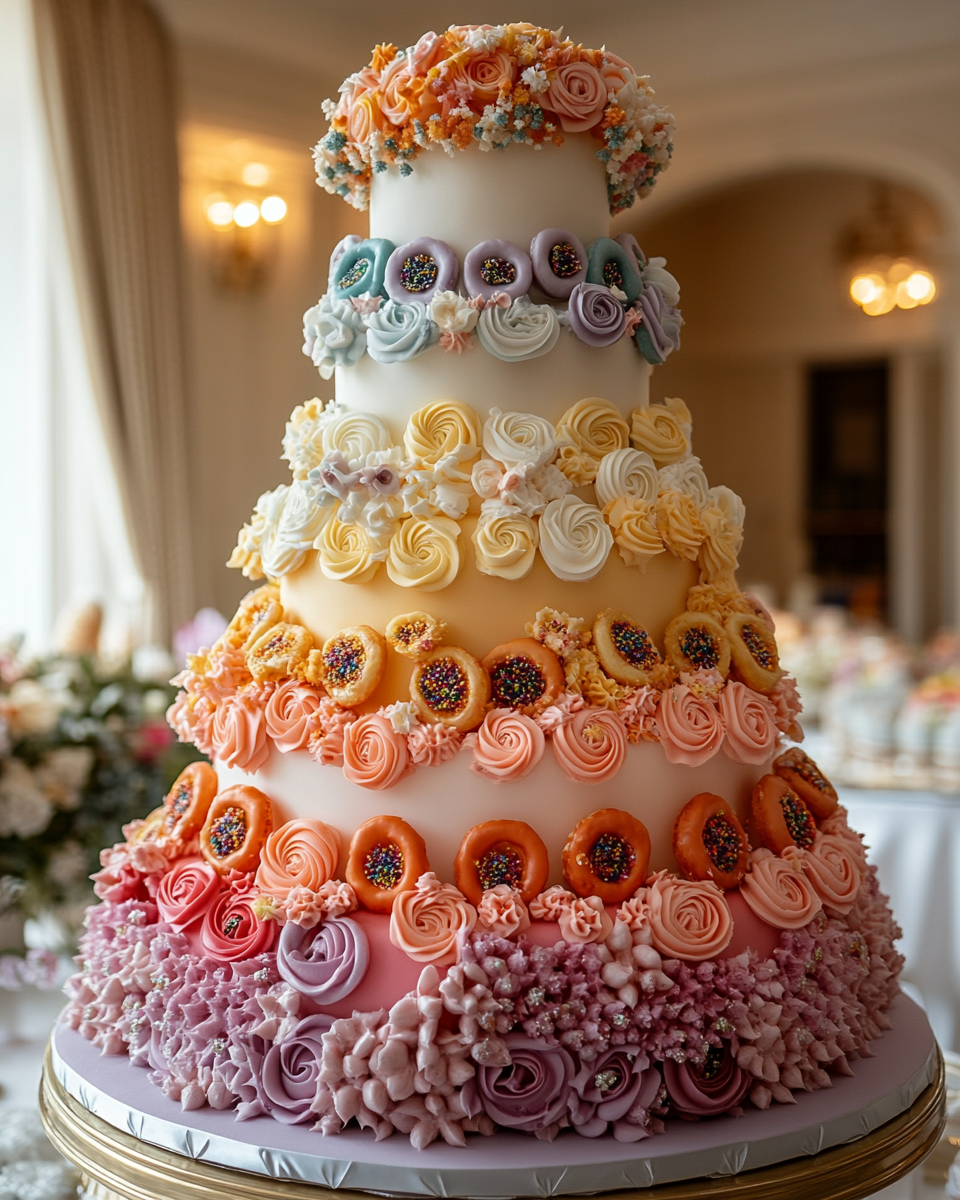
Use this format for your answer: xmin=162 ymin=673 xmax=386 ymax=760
xmin=751 ymin=774 xmax=818 ymax=855
xmin=162 ymin=762 xmax=218 ymax=844
xmin=410 ymin=646 xmax=491 ymax=732
xmin=480 ymin=638 xmax=564 ymax=715
xmin=672 ymin=793 xmax=750 ymax=890
xmin=724 ymin=612 xmax=782 ymax=694
xmin=329 ymin=233 xmax=362 ymax=279
xmin=454 ymin=820 xmax=549 ymax=905
xmin=385 ymin=238 xmax=458 ymax=304
xmin=774 ymin=748 xmax=839 ymax=821
xmin=199 ymin=785 xmax=274 ymax=875
xmin=586 ymin=237 xmax=643 ymax=303
xmin=562 ymin=808 xmax=651 ymax=904
xmin=593 ymin=609 xmax=662 ymax=686
xmin=664 ymin=612 xmax=732 ymax=678
xmin=346 ymin=815 xmax=430 ymax=913
xmin=246 ymin=622 xmax=315 ymax=683
xmin=223 ymin=584 xmax=282 ymax=651
xmin=127 ymin=806 xmax=166 ymax=846
xmin=385 ymin=611 xmax=447 ymax=659
xmin=615 ymin=232 xmax=646 ymax=271
xmin=464 ymin=239 xmax=533 ymax=302
xmin=529 ymin=227 xmax=588 ymax=299
xmin=321 ymin=625 xmax=387 ymax=706
xmin=330 ymin=237 xmax=394 ymax=299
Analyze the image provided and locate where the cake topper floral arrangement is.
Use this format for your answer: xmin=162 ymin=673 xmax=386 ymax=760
xmin=314 ymin=24 xmax=675 ymax=214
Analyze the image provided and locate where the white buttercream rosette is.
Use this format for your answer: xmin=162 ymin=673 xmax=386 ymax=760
xmin=658 ymin=456 xmax=710 ymax=511
xmin=321 ymin=411 xmax=392 ymax=463
xmin=477 ymin=298 xmax=560 ymax=362
xmin=258 ymin=481 xmax=330 ymax=580
xmin=594 ymin=447 xmax=658 ymax=507
xmin=538 ymin=494 xmax=613 ymax=582
xmin=482 ymin=407 xmax=556 ymax=470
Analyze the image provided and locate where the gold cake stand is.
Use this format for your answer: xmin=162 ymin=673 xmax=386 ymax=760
xmin=40 ymin=1043 xmax=945 ymax=1200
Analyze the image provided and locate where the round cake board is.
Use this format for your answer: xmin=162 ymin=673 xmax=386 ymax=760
xmin=43 ymin=994 xmax=943 ymax=1200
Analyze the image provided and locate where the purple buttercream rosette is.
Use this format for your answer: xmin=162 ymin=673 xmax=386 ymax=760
xmin=462 ymin=1033 xmax=575 ymax=1137
xmin=662 ymin=1043 xmax=750 ymax=1117
xmin=567 ymin=283 xmax=628 ymax=347
xmin=569 ymin=1047 xmax=661 ymax=1141
xmin=257 ymin=1013 xmax=334 ymax=1124
xmin=635 ymin=283 xmax=682 ymax=364
xmin=276 ymin=915 xmax=369 ymax=1003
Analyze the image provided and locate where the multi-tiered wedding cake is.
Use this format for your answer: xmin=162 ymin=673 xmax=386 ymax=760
xmin=64 ymin=23 xmax=902 ymax=1161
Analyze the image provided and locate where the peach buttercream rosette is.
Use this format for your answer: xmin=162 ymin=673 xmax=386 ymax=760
xmin=550 ymin=708 xmax=627 ymax=783
xmin=786 ymin=834 xmax=863 ymax=916
xmin=636 ymin=870 xmax=734 ymax=961
xmin=342 ymin=714 xmax=410 ymax=789
xmin=476 ymin=885 xmax=530 ymax=938
xmin=718 ymin=681 xmax=778 ymax=765
xmin=388 ymin=871 xmax=477 ymax=966
xmin=467 ymin=709 xmax=545 ymax=783
xmin=264 ymin=680 xmax=323 ymax=752
xmin=739 ymin=849 xmax=822 ymax=929
xmin=656 ymin=685 xmax=724 ymax=766
xmin=255 ymin=819 xmax=342 ymax=901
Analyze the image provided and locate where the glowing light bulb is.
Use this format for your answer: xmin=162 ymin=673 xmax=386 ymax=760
xmin=861 ymin=285 xmax=896 ymax=317
xmin=206 ymin=200 xmax=235 ymax=228
xmin=904 ymin=270 xmax=936 ymax=304
xmin=260 ymin=195 xmax=287 ymax=223
xmin=850 ymin=273 xmax=885 ymax=306
xmin=233 ymin=201 xmax=260 ymax=228
xmin=242 ymin=161 xmax=270 ymax=186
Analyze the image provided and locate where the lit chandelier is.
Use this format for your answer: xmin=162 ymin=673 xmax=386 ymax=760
xmin=840 ymin=184 xmax=936 ymax=317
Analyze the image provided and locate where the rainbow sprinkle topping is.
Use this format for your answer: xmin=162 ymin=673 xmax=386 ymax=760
xmin=339 ymin=258 xmax=369 ymax=288
xmin=780 ymin=791 xmax=816 ymax=848
xmin=480 ymin=257 xmax=517 ymax=287
xmin=550 ymin=241 xmax=581 ymax=278
xmin=589 ymin=833 xmax=636 ymax=884
xmin=490 ymin=657 xmax=546 ymax=709
xmin=702 ymin=811 xmax=742 ymax=874
xmin=324 ymin=634 xmax=365 ymax=687
xmin=400 ymin=253 xmax=438 ymax=293
xmin=741 ymin=623 xmax=777 ymax=670
xmin=208 ymin=807 xmax=247 ymax=859
xmin=611 ymin=621 xmax=659 ymax=670
xmin=680 ymin=626 xmax=721 ymax=670
xmin=417 ymin=658 xmax=468 ymax=715
xmin=364 ymin=841 xmax=403 ymax=889
xmin=477 ymin=845 xmax=523 ymax=892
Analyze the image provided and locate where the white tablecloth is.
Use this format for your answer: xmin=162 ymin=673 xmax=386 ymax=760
xmin=843 ymin=787 xmax=960 ymax=1054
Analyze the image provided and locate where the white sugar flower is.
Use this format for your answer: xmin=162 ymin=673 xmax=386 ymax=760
xmin=429 ymin=290 xmax=478 ymax=335
xmin=521 ymin=66 xmax=549 ymax=93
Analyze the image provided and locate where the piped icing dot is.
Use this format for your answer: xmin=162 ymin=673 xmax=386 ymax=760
xmin=489 ymin=656 xmax=546 ymax=710
xmin=702 ymin=812 xmax=741 ymax=874
xmin=323 ymin=633 xmax=365 ymax=687
xmin=477 ymin=844 xmax=524 ymax=892
xmin=364 ymin=841 xmax=403 ymax=890
xmin=399 ymin=253 xmax=438 ymax=293
xmin=550 ymin=241 xmax=581 ymax=278
xmin=612 ymin=620 xmax=658 ymax=669
xmin=780 ymin=791 xmax=817 ymax=848
xmin=588 ymin=833 xmax=636 ymax=884
xmin=339 ymin=258 xmax=369 ymax=288
xmin=603 ymin=260 xmax=624 ymax=289
xmin=208 ymin=806 xmax=247 ymax=860
xmin=480 ymin=257 xmax=517 ymax=287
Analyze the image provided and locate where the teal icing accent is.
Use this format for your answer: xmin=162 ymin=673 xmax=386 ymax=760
xmin=330 ymin=237 xmax=395 ymax=299
xmin=586 ymin=237 xmax=642 ymax=304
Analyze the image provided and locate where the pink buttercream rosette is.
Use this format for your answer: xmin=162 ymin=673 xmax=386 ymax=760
xmin=211 ymin=688 xmax=271 ymax=772
xmin=264 ymin=680 xmax=324 ymax=752
xmin=155 ymin=857 xmax=220 ymax=931
xmin=633 ymin=871 xmax=734 ymax=961
xmin=255 ymin=819 xmax=341 ymax=901
xmin=388 ymin=872 xmax=477 ymax=966
xmin=200 ymin=877 xmax=277 ymax=961
xmin=550 ymin=708 xmax=627 ymax=783
xmin=342 ymin=713 xmax=410 ymax=789
xmin=784 ymin=834 xmax=863 ymax=916
xmin=467 ymin=709 xmax=545 ymax=782
xmin=718 ymin=681 xmax=779 ymax=765
xmin=656 ymin=685 xmax=723 ymax=766
xmin=739 ymin=848 xmax=822 ymax=929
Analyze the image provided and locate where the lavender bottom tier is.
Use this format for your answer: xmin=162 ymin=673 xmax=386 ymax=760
xmin=51 ymin=997 xmax=936 ymax=1197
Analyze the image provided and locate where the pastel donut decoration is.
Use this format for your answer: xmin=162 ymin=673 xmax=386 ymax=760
xmin=615 ymin=232 xmax=646 ymax=271
xmin=672 ymin=793 xmax=749 ymax=890
xmin=330 ymin=237 xmax=395 ymax=300
xmin=384 ymin=238 xmax=458 ymax=304
xmin=328 ymin=234 xmax=362 ymax=288
xmin=593 ymin=610 xmax=662 ymax=686
xmin=562 ymin=809 xmax=651 ymax=904
xmin=774 ymin=748 xmax=839 ymax=821
xmin=724 ymin=612 xmax=783 ymax=694
xmin=529 ymin=227 xmax=588 ymax=299
xmin=246 ymin=622 xmax=315 ymax=683
xmin=586 ymin=237 xmax=642 ymax=303
xmin=162 ymin=762 xmax=218 ymax=844
xmin=199 ymin=785 xmax=274 ymax=875
xmin=454 ymin=819 xmax=549 ymax=905
xmin=223 ymin=584 xmax=283 ymax=651
xmin=464 ymin=239 xmax=532 ymax=303
xmin=346 ymin=815 xmax=430 ymax=913
xmin=410 ymin=646 xmax=491 ymax=732
xmin=664 ymin=612 xmax=731 ymax=678
xmin=321 ymin=625 xmax=387 ymax=706
xmin=127 ymin=806 xmax=166 ymax=846
xmin=480 ymin=638 xmax=564 ymax=715
xmin=385 ymin=611 xmax=446 ymax=659
xmin=751 ymin=774 xmax=818 ymax=855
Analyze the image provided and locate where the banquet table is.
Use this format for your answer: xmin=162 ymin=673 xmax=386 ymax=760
xmin=843 ymin=787 xmax=960 ymax=1055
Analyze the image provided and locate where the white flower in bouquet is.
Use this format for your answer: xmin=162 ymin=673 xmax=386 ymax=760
xmin=0 ymin=760 xmax=53 ymax=839
xmin=33 ymin=747 xmax=94 ymax=811
xmin=1 ymin=679 xmax=60 ymax=736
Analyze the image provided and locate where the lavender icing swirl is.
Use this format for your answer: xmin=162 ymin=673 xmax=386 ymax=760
xmin=258 ymin=1013 xmax=334 ymax=1124
xmin=276 ymin=915 xmax=369 ymax=1003
xmin=364 ymin=299 xmax=438 ymax=363
xmin=569 ymin=1047 xmax=660 ymax=1138
xmin=567 ymin=283 xmax=628 ymax=347
xmin=635 ymin=283 xmax=682 ymax=365
xmin=462 ymin=1033 xmax=575 ymax=1134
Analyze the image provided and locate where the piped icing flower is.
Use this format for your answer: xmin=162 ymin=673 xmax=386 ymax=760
xmin=388 ymin=871 xmax=477 ymax=965
xmin=655 ymin=489 xmax=706 ymax=561
xmin=539 ymin=495 xmax=613 ymax=583
xmin=342 ymin=714 xmax=410 ymax=790
xmin=155 ymin=858 xmax=220 ymax=931
xmin=658 ymin=457 xmax=709 ymax=511
xmin=570 ymin=1046 xmax=661 ymax=1140
xmin=629 ymin=403 xmax=689 ymax=465
xmin=482 ymin=407 xmax=556 ymax=471
xmin=406 ymin=722 xmax=463 ymax=766
xmin=594 ymin=447 xmax=658 ymax=508
xmin=264 ymin=680 xmax=324 ymax=752
xmin=567 ymin=283 xmax=628 ymax=347
xmin=404 ymin=401 xmax=480 ymax=466
xmin=641 ymin=870 xmax=733 ymax=961
xmin=477 ymin=298 xmax=560 ymax=362
xmin=255 ymin=820 xmax=341 ymax=901
xmin=321 ymin=410 xmax=391 ymax=460
xmin=655 ymin=685 xmax=723 ymax=766
xmin=768 ymin=675 xmax=804 ymax=742
xmin=635 ymin=279 xmax=682 ymax=364
xmin=718 ymin=682 xmax=779 ymax=765
xmin=211 ymin=690 xmax=271 ymax=773
xmin=255 ymin=1013 xmax=335 ymax=1125
xmin=603 ymin=497 xmax=664 ymax=571
xmin=554 ymin=398 xmax=630 ymax=486
xmin=472 ymin=502 xmax=539 ymax=580
xmin=363 ymin=299 xmax=438 ymax=363
xmin=276 ymin=916 xmax=369 ymax=1003
xmin=466 ymin=709 xmax=545 ymax=783
xmin=306 ymin=697 xmax=357 ymax=767
xmin=316 ymin=519 xmax=384 ymax=584
xmin=739 ymin=848 xmax=822 ymax=929
xmin=790 ymin=834 xmax=862 ymax=915
xmin=463 ymin=1034 xmax=575 ymax=1136
xmin=284 ymin=879 xmax=357 ymax=928
xmin=551 ymin=707 xmax=627 ymax=784
xmin=302 ymin=295 xmax=367 ymax=379
xmin=200 ymin=877 xmax=277 ymax=962
xmin=558 ymin=895 xmax=614 ymax=944
xmin=476 ymin=885 xmax=531 ymax=938
xmin=387 ymin=516 xmax=461 ymax=591
xmin=663 ymin=1045 xmax=750 ymax=1117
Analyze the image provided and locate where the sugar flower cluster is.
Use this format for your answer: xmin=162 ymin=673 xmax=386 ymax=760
xmin=313 ymin=25 xmax=674 ymax=214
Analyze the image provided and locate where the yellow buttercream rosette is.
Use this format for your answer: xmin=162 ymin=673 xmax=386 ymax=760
xmin=554 ymin=398 xmax=630 ymax=486
xmin=316 ymin=519 xmax=382 ymax=583
xmin=387 ymin=516 xmax=461 ymax=591
xmin=603 ymin=496 xmax=665 ymax=571
xmin=629 ymin=402 xmax=690 ymax=465
xmin=472 ymin=505 xmax=539 ymax=580
xmin=403 ymin=400 xmax=480 ymax=466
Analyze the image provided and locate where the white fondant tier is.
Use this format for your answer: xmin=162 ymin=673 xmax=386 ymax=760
xmin=215 ymin=740 xmax=770 ymax=888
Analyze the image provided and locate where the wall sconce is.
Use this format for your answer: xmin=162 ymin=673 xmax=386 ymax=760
xmin=840 ymin=184 xmax=937 ymax=318
xmin=202 ymin=162 xmax=288 ymax=291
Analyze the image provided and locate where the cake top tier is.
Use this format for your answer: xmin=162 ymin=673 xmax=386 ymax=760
xmin=314 ymin=24 xmax=674 ymax=215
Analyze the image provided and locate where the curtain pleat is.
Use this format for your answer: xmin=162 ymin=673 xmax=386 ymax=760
xmin=32 ymin=0 xmax=195 ymax=642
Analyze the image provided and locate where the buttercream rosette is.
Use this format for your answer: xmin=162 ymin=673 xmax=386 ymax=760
xmin=321 ymin=410 xmax=391 ymax=461
xmin=155 ymin=858 xmax=220 ymax=932
xmin=255 ymin=819 xmax=341 ymax=900
xmin=554 ymin=398 xmax=630 ymax=486
xmin=364 ymin=299 xmax=438 ymax=363
xmin=388 ymin=871 xmax=477 ymax=965
xmin=718 ymin=682 xmax=779 ymax=765
xmin=200 ymin=878 xmax=277 ymax=961
xmin=256 ymin=1013 xmax=335 ymax=1124
xmin=302 ymin=295 xmax=367 ymax=379
xmin=467 ymin=709 xmax=545 ymax=782
xmin=482 ymin=407 xmax=556 ymax=470
xmin=387 ymin=516 xmax=461 ymax=591
xmin=404 ymin=400 xmax=480 ymax=466
xmin=538 ymin=495 xmax=613 ymax=583
xmin=663 ymin=1045 xmax=750 ymax=1117
xmin=569 ymin=1047 xmax=661 ymax=1140
xmin=476 ymin=885 xmax=531 ymax=938
xmin=739 ymin=848 xmax=822 ymax=930
xmin=276 ymin=916 xmax=369 ymax=1003
xmin=462 ymin=1033 xmax=574 ymax=1137
xmin=472 ymin=502 xmax=539 ymax=580
xmin=594 ymin=447 xmax=658 ymax=507
xmin=477 ymin=298 xmax=560 ymax=362
xmin=788 ymin=834 xmax=863 ymax=916
xmin=342 ymin=714 xmax=410 ymax=790
xmin=264 ymin=681 xmax=324 ymax=752
xmin=656 ymin=685 xmax=724 ymax=766
xmin=640 ymin=870 xmax=734 ymax=961
xmin=567 ymin=283 xmax=629 ymax=347
xmin=629 ymin=404 xmax=689 ymax=465
xmin=550 ymin=708 xmax=627 ymax=784
xmin=210 ymin=690 xmax=271 ymax=773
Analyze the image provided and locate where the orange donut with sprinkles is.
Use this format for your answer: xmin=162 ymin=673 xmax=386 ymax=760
xmin=346 ymin=815 xmax=430 ymax=913
xmin=750 ymin=774 xmax=818 ymax=855
xmin=774 ymin=747 xmax=839 ymax=820
xmin=199 ymin=785 xmax=274 ymax=875
xmin=672 ymin=793 xmax=750 ymax=890
xmin=454 ymin=820 xmax=549 ymax=905
xmin=562 ymin=809 xmax=651 ymax=904
xmin=725 ymin=612 xmax=782 ymax=693
xmin=410 ymin=646 xmax=491 ymax=732
xmin=480 ymin=639 xmax=564 ymax=715
xmin=162 ymin=762 xmax=218 ymax=845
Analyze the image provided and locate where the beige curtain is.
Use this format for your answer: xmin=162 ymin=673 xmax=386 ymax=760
xmin=32 ymin=0 xmax=195 ymax=643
